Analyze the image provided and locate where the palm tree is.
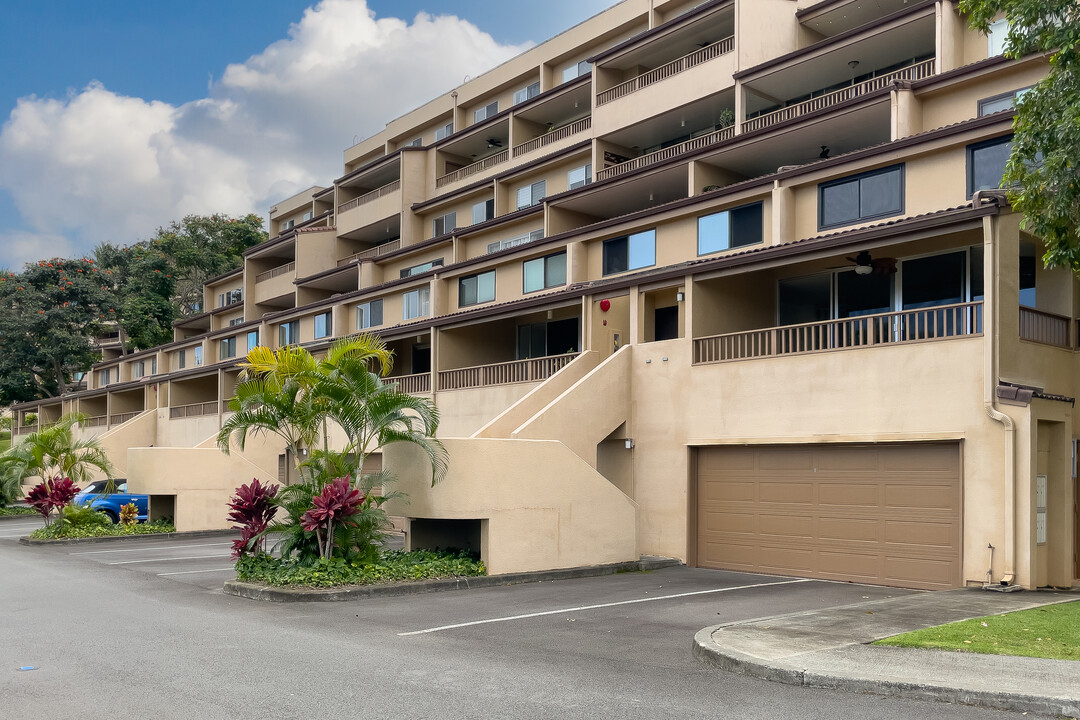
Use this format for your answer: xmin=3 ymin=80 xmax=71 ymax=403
xmin=0 ymin=413 xmax=115 ymax=493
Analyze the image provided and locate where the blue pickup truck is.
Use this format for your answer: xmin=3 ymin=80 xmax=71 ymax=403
xmin=74 ymin=480 xmax=149 ymax=523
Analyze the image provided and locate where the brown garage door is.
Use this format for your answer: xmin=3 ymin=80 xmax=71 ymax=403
xmin=695 ymin=443 xmax=961 ymax=591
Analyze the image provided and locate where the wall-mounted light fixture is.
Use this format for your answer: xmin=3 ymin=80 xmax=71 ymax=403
xmin=676 ymin=291 xmax=685 ymax=302
xmin=624 ymin=438 xmax=634 ymax=449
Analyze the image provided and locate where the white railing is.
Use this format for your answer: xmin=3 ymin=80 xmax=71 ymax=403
xmin=596 ymin=125 xmax=735 ymax=182
xmin=1019 ymin=307 xmax=1071 ymax=348
xmin=693 ymin=302 xmax=982 ymax=364
xmin=513 ymin=117 xmax=592 ymax=157
xmin=337 ymin=239 xmax=402 ymax=267
xmin=337 ymin=180 xmax=401 ymax=214
xmin=436 ymin=149 xmax=510 ymax=188
xmin=438 ymin=353 xmax=578 ymax=391
xmin=254 ymin=262 xmax=295 ymax=284
xmin=596 ymin=36 xmax=734 ymax=106
xmin=742 ymin=59 xmax=935 ymax=133
xmin=388 ymin=372 xmax=431 ymax=395
xmin=169 ymin=402 xmax=219 ymax=419
xmin=108 ymin=411 xmax=141 ymax=426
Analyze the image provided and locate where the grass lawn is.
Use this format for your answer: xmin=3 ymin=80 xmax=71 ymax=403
xmin=873 ymin=599 xmax=1080 ymax=660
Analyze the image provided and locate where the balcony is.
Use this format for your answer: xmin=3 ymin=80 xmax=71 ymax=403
xmin=438 ymin=353 xmax=579 ymax=391
xmin=512 ymin=117 xmax=591 ymax=158
xmin=84 ymin=415 xmax=108 ymax=428
xmin=388 ymin=372 xmax=431 ymax=395
xmin=436 ymin=149 xmax=510 ymax=189
xmin=1020 ymin=308 xmax=1071 ymax=349
xmin=109 ymin=411 xmax=141 ymax=426
xmin=338 ymin=180 xmax=400 ymax=214
xmin=742 ymin=59 xmax=935 ymax=134
xmin=255 ymin=262 xmax=295 ymax=283
xmin=336 ymin=180 xmax=402 ymax=237
xmin=169 ymin=402 xmax=219 ymax=419
xmin=337 ymin=239 xmax=402 ymax=267
xmin=597 ymin=37 xmax=733 ymax=106
xmin=693 ymin=302 xmax=982 ymax=364
xmin=596 ymin=125 xmax=734 ymax=182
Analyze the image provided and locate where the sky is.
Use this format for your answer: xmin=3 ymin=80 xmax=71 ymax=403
xmin=0 ymin=0 xmax=614 ymax=269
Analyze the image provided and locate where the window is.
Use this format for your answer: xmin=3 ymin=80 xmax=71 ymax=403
xmin=514 ymin=82 xmax=540 ymax=105
xmin=434 ymin=122 xmax=454 ymax=141
xmin=278 ymin=320 xmax=299 ymax=346
xmin=697 ymin=203 xmax=764 ymax=255
xmin=282 ymin=219 xmax=295 ymax=231
xmin=968 ymin=136 xmax=1013 ymax=196
xmin=405 ymin=137 xmax=423 ymax=148
xmin=302 ymin=211 xmax=313 ymax=222
xmin=194 ymin=346 xmax=203 ymax=366
xmin=988 ymin=17 xmax=1009 ymax=56
xmin=603 ymin=230 xmax=656 ymax=275
xmin=433 ymin=212 xmax=456 ymax=237
xmin=1019 ymin=241 xmax=1037 ymax=308
xmin=472 ymin=199 xmax=495 ymax=225
xmin=356 ymin=299 xmax=383 ymax=329
xmin=178 ymin=350 xmax=186 ymax=370
xmin=132 ymin=361 xmax=144 ymax=380
xmin=99 ymin=369 xmax=111 ymax=386
xmin=473 ymin=101 xmax=498 ymax=123
xmin=400 ymin=258 xmax=444 ymax=278
xmin=150 ymin=357 xmax=157 ymax=375
xmin=487 ymin=229 xmax=543 ymax=254
xmin=246 ymin=330 xmax=259 ymax=351
xmin=228 ymin=317 xmax=244 ymax=327
xmin=819 ymin=165 xmax=904 ymax=229
xmin=314 ymin=311 xmax=332 ymax=339
xmin=523 ymin=252 xmax=567 ymax=293
xmin=979 ymin=87 xmax=1030 ymax=116
xmin=515 ymin=181 xmax=546 ymax=210
xmin=459 ymin=271 xmax=496 ymax=306
xmin=562 ymin=60 xmax=591 ymax=83
xmin=568 ymin=164 xmax=591 ymax=190
xmin=403 ymin=287 xmax=430 ymax=320
xmin=220 ymin=337 xmax=237 ymax=359
xmin=217 ymin=288 xmax=242 ymax=307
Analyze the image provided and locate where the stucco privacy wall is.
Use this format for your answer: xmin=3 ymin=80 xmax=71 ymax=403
xmin=384 ymin=438 xmax=638 ymax=575
xmin=628 ymin=334 xmax=1008 ymax=585
xmin=127 ymin=448 xmax=274 ymax=531
xmin=82 ymin=409 xmax=157 ymax=479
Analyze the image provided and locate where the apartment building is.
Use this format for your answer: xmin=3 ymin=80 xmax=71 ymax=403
xmin=12 ymin=0 xmax=1076 ymax=591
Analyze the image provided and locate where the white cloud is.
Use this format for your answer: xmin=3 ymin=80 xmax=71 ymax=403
xmin=0 ymin=0 xmax=527 ymax=268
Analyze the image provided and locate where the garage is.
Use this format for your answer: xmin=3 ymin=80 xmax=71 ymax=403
xmin=693 ymin=443 xmax=961 ymax=590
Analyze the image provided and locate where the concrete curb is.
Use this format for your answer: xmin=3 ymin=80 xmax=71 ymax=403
xmin=224 ymin=556 xmax=682 ymax=603
xmin=0 ymin=512 xmax=38 ymax=522
xmin=692 ymin=625 xmax=1080 ymax=717
xmin=19 ymin=528 xmax=238 ymax=546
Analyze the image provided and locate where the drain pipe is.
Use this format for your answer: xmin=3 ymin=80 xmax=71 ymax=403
xmin=977 ymin=202 xmax=1016 ymax=587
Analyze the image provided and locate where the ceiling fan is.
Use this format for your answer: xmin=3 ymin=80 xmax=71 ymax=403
xmin=486 ymin=138 xmax=503 ymax=148
xmin=834 ymin=250 xmax=898 ymax=276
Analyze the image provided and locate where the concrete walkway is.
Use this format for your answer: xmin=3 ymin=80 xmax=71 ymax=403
xmin=693 ymin=588 xmax=1080 ymax=717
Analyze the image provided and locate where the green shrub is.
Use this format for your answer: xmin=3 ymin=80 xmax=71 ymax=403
xmin=29 ymin=519 xmax=176 ymax=540
xmin=61 ymin=503 xmax=111 ymax=530
xmin=0 ymin=506 xmax=36 ymax=517
xmin=235 ymin=549 xmax=485 ymax=588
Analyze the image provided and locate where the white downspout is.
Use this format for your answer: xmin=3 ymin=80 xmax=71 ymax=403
xmin=977 ymin=202 xmax=1015 ymax=586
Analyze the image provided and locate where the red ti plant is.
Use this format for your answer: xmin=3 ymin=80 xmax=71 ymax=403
xmin=25 ymin=477 xmax=80 ymax=526
xmin=301 ymin=477 xmax=364 ymax=559
xmin=227 ymin=478 xmax=279 ymax=559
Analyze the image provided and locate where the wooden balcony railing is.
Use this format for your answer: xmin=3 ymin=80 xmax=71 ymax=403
xmin=693 ymin=302 xmax=982 ymax=364
xmin=336 ymin=239 xmax=402 ymax=267
xmin=742 ymin=59 xmax=935 ymax=133
xmin=109 ymin=411 xmax=141 ymax=426
xmin=15 ymin=424 xmax=37 ymax=435
xmin=513 ymin=117 xmax=592 ymax=157
xmin=254 ymin=261 xmax=295 ymax=284
xmin=1020 ymin=307 xmax=1071 ymax=348
xmin=438 ymin=353 xmax=578 ymax=391
xmin=337 ymin=180 xmax=401 ymax=214
xmin=169 ymin=401 xmax=219 ymax=419
xmin=388 ymin=372 xmax=431 ymax=395
xmin=436 ymin=149 xmax=509 ymax=188
xmin=84 ymin=415 xmax=108 ymax=428
xmin=596 ymin=36 xmax=734 ymax=106
xmin=595 ymin=125 xmax=735 ymax=182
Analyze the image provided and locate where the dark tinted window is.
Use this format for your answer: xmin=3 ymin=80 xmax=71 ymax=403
xmin=819 ymin=165 xmax=904 ymax=229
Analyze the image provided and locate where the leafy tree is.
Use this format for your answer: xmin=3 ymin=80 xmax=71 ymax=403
xmin=0 ymin=413 xmax=115 ymax=489
xmin=959 ymin=0 xmax=1080 ymax=269
xmin=94 ymin=241 xmax=175 ymax=352
xmin=0 ymin=259 xmax=109 ymax=403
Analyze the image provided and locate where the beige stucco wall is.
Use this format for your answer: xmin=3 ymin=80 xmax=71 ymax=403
xmin=384 ymin=438 xmax=638 ymax=575
xmin=435 ymin=384 xmax=541 ymax=438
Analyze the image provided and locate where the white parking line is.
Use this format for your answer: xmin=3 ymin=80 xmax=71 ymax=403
xmin=71 ymin=542 xmax=231 ymax=555
xmin=157 ymin=567 xmax=235 ymax=576
xmin=398 ymin=578 xmax=813 ymax=636
xmin=108 ymin=554 xmax=231 ymax=565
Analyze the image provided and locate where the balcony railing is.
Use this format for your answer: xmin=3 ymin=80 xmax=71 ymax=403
xmin=337 ymin=180 xmax=401 ymax=214
xmin=742 ymin=59 xmax=935 ymax=134
xmin=255 ymin=261 xmax=295 ymax=283
xmin=438 ymin=353 xmax=579 ymax=391
xmin=596 ymin=125 xmax=735 ymax=182
xmin=336 ymin=239 xmax=402 ymax=267
xmin=109 ymin=411 xmax=141 ymax=426
xmin=15 ymin=424 xmax=37 ymax=435
xmin=169 ymin=401 xmax=219 ymax=419
xmin=693 ymin=302 xmax=982 ymax=364
xmin=596 ymin=36 xmax=734 ymax=106
xmin=513 ymin=117 xmax=592 ymax=157
xmin=1020 ymin=307 xmax=1071 ymax=348
xmin=388 ymin=372 xmax=431 ymax=395
xmin=436 ymin=149 xmax=510 ymax=188
xmin=84 ymin=415 xmax=108 ymax=428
